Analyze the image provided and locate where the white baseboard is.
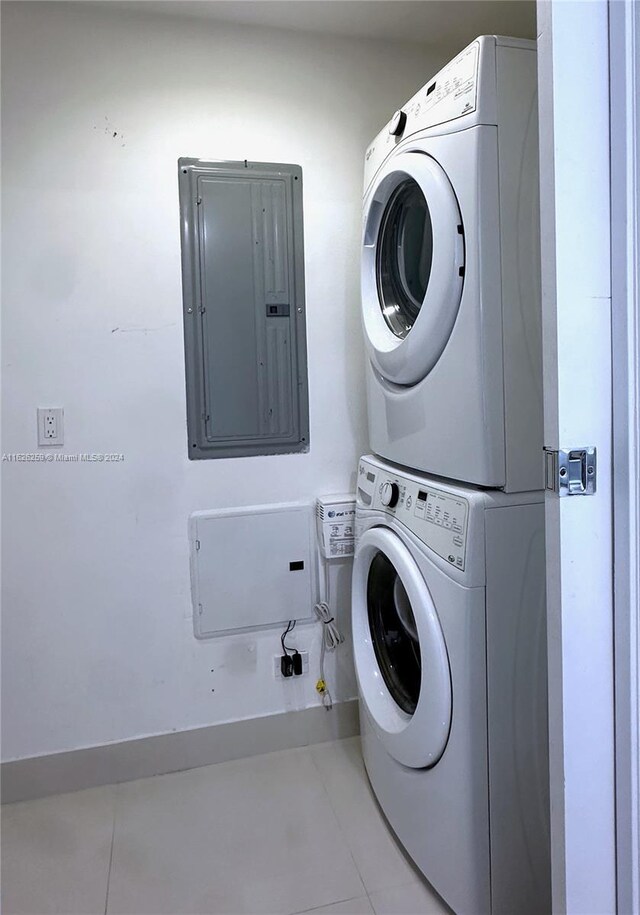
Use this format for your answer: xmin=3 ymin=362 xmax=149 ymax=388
xmin=1 ymin=700 xmax=359 ymax=804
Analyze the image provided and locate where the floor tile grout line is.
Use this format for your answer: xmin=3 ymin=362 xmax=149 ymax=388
xmin=306 ymin=743 xmax=430 ymax=911
xmin=305 ymin=747 xmax=367 ymax=884
xmin=103 ymin=785 xmax=118 ymax=915
xmin=305 ymin=742 xmax=375 ymax=901
xmin=291 ymin=891 xmax=371 ymax=915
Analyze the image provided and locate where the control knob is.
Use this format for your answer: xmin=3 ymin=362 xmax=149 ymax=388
xmin=380 ymin=481 xmax=400 ymax=508
xmin=388 ymin=110 xmax=407 ymax=136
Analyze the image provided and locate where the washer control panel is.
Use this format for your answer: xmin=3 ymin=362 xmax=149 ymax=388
xmin=357 ymin=458 xmax=469 ymax=570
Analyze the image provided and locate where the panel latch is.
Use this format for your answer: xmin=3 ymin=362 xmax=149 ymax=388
xmin=544 ymin=447 xmax=597 ymax=496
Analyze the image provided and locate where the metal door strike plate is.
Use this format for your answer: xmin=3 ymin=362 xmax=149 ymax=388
xmin=544 ymin=447 xmax=597 ymax=496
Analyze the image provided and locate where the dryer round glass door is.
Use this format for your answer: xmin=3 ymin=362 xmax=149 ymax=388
xmin=376 ymin=179 xmax=433 ymax=339
xmin=362 ymin=151 xmax=464 ymax=386
xmin=352 ymin=526 xmax=452 ymax=769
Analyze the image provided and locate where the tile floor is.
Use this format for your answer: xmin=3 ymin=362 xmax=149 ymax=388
xmin=1 ymin=737 xmax=452 ymax=915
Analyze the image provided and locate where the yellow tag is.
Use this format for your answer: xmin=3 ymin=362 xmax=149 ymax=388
xmin=316 ymin=679 xmax=326 ymax=693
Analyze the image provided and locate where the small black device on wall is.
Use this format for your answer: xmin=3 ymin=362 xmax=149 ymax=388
xmin=178 ymin=158 xmax=310 ymax=459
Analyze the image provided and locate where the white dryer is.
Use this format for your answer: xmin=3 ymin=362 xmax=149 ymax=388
xmin=361 ymin=37 xmax=542 ymax=492
xmin=352 ymin=455 xmax=550 ymax=915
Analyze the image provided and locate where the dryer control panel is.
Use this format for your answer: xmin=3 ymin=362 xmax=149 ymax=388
xmin=363 ymin=38 xmax=486 ymax=192
xmin=363 ymin=36 xmax=536 ymax=199
xmin=356 ymin=457 xmax=469 ymax=571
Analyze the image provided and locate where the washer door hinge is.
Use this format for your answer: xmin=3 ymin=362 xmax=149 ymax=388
xmin=544 ymin=446 xmax=597 ymax=496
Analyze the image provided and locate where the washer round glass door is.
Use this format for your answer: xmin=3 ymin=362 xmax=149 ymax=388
xmin=352 ymin=526 xmax=452 ymax=769
xmin=362 ymin=150 xmax=464 ymax=387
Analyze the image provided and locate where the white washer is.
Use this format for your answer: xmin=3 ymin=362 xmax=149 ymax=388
xmin=361 ymin=37 xmax=542 ymax=492
xmin=352 ymin=455 xmax=550 ymax=915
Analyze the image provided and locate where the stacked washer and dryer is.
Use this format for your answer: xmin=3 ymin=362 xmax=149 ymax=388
xmin=352 ymin=37 xmax=551 ymax=915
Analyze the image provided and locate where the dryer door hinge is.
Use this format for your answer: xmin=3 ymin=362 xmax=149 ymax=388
xmin=544 ymin=446 xmax=597 ymax=496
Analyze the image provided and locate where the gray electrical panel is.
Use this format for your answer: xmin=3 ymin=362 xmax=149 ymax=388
xmin=178 ymin=158 xmax=309 ymax=459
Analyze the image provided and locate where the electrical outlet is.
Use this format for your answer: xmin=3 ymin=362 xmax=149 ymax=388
xmin=274 ymin=651 xmax=309 ymax=679
xmin=37 ymin=408 xmax=64 ymax=446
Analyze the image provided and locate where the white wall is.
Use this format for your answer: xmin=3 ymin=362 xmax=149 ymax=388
xmin=0 ymin=1 xmax=446 ymax=760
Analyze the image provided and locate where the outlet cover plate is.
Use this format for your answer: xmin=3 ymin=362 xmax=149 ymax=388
xmin=37 ymin=408 xmax=64 ymax=446
xmin=273 ymin=651 xmax=309 ymax=679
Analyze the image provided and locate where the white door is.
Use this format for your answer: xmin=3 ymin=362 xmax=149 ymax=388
xmin=610 ymin=2 xmax=640 ymax=912
xmin=537 ymin=2 xmax=618 ymax=912
xmin=361 ymin=151 xmax=464 ymax=385
xmin=351 ymin=526 xmax=452 ymax=769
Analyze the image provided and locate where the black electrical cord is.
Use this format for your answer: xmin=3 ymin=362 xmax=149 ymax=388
xmin=281 ymin=619 xmax=296 ymax=656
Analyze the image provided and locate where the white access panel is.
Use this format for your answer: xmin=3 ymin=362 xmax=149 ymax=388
xmin=189 ymin=502 xmax=316 ymax=638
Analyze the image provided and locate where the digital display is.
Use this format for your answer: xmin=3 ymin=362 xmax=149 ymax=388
xmin=417 ymin=490 xmax=427 ymax=501
xmin=426 ymin=82 xmax=436 ymax=96
xmin=367 ymin=472 xmax=376 ymax=483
